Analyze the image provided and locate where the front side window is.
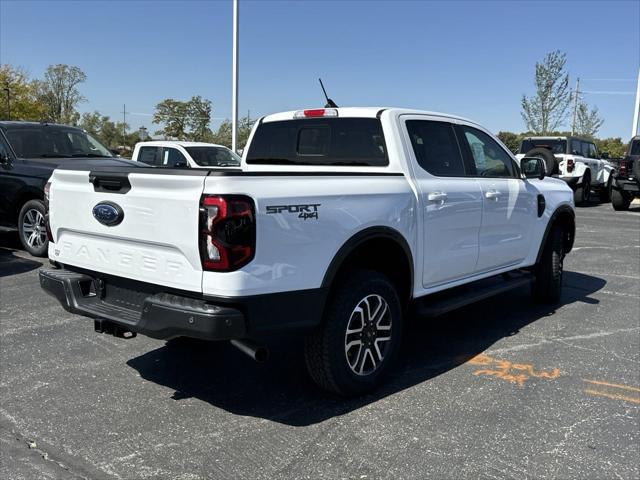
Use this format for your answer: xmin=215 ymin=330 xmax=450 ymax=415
xmin=162 ymin=148 xmax=188 ymax=167
xmin=588 ymin=143 xmax=598 ymax=159
xmin=138 ymin=146 xmax=161 ymax=166
xmin=405 ymin=120 xmax=466 ymax=176
xmin=460 ymin=126 xmax=514 ymax=177
xmin=246 ymin=118 xmax=388 ymax=166
xmin=184 ymin=146 xmax=241 ymax=167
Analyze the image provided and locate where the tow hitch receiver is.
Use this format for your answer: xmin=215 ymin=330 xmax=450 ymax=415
xmin=94 ymin=319 xmax=136 ymax=339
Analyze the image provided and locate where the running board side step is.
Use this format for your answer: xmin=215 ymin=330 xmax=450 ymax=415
xmin=413 ymin=272 xmax=533 ymax=318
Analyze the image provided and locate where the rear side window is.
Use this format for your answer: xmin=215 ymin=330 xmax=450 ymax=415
xmin=570 ymin=139 xmax=582 ymax=156
xmin=246 ymin=118 xmax=388 ymax=166
xmin=138 ymin=146 xmax=162 ymax=166
xmin=405 ymin=120 xmax=466 ymax=176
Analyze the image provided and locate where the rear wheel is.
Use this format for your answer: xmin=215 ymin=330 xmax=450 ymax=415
xmin=304 ymin=269 xmax=402 ymax=396
xmin=611 ymin=188 xmax=631 ymax=211
xmin=532 ymin=226 xmax=564 ymax=304
xmin=18 ymin=199 xmax=48 ymax=257
xmin=574 ymin=172 xmax=591 ymax=206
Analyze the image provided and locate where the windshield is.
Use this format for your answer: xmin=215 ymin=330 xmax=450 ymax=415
xmin=4 ymin=125 xmax=113 ymax=159
xmin=519 ymin=139 xmax=567 ymax=155
xmin=184 ymin=146 xmax=241 ymax=167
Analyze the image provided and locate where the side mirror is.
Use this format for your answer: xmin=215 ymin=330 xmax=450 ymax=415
xmin=0 ymin=149 xmax=10 ymax=166
xmin=521 ymin=157 xmax=546 ymax=180
xmin=601 ymin=152 xmax=609 ymax=159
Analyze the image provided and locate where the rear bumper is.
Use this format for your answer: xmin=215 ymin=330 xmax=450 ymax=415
xmin=612 ymin=177 xmax=640 ymax=194
xmin=39 ymin=268 xmax=246 ymax=340
xmin=39 ymin=267 xmax=327 ymax=341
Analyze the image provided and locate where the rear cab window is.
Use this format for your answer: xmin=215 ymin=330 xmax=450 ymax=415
xmin=246 ymin=118 xmax=388 ymax=166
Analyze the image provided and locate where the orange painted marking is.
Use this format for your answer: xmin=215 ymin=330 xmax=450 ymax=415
xmin=466 ymin=354 xmax=559 ymax=386
xmin=584 ymin=389 xmax=640 ymax=405
xmin=583 ymin=379 xmax=640 ymax=393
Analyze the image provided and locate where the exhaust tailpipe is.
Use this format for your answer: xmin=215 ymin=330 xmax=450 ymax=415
xmin=230 ymin=339 xmax=269 ymax=363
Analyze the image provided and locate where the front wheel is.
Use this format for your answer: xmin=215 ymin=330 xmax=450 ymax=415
xmin=18 ymin=199 xmax=49 ymax=257
xmin=532 ymin=226 xmax=564 ymax=304
xmin=304 ymin=270 xmax=403 ymax=396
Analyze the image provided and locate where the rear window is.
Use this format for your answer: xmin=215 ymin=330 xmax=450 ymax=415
xmin=246 ymin=118 xmax=388 ymax=166
xmin=519 ymin=139 xmax=566 ymax=155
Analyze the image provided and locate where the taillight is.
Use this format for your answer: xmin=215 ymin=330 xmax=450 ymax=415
xmin=45 ymin=214 xmax=53 ymax=242
xmin=567 ymin=159 xmax=574 ymax=173
xmin=44 ymin=181 xmax=51 ymax=204
xmin=199 ymin=195 xmax=255 ymax=272
xmin=293 ymin=108 xmax=338 ymax=118
xmin=620 ymin=161 xmax=627 ymax=176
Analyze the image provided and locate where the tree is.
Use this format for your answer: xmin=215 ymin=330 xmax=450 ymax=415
xmin=595 ymin=137 xmax=627 ymax=158
xmin=187 ymin=96 xmax=213 ymax=141
xmin=574 ymin=101 xmax=604 ymax=138
xmin=210 ymin=114 xmax=256 ymax=151
xmin=496 ymin=131 xmax=522 ymax=154
xmin=0 ymin=64 xmax=46 ymax=121
xmin=35 ymin=64 xmax=87 ymax=124
xmin=521 ymin=50 xmax=572 ymax=134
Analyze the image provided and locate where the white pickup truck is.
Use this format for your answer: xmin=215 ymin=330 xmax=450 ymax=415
xmin=40 ymin=107 xmax=575 ymax=396
xmin=131 ymin=141 xmax=241 ymax=168
xmin=516 ymin=136 xmax=615 ymax=205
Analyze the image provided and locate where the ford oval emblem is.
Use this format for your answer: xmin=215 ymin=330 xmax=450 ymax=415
xmin=92 ymin=202 xmax=124 ymax=226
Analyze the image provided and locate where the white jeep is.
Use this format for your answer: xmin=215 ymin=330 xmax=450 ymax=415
xmin=516 ymin=136 xmax=614 ymax=205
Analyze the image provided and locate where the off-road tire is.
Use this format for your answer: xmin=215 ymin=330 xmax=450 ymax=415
xmin=532 ymin=226 xmax=564 ymax=304
xmin=304 ymin=269 xmax=403 ymax=396
xmin=18 ymin=199 xmax=48 ymax=257
xmin=574 ymin=172 xmax=591 ymax=206
xmin=611 ymin=188 xmax=631 ymax=211
xmin=599 ymin=175 xmax=613 ymax=203
xmin=525 ymin=148 xmax=558 ymax=175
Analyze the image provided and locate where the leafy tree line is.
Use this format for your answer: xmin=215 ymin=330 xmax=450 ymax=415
xmin=1 ymin=63 xmax=254 ymax=152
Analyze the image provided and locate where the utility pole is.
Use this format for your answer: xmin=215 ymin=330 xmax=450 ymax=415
xmin=121 ymin=104 xmax=127 ymax=149
xmin=571 ymin=77 xmax=580 ymax=135
xmin=632 ymin=68 xmax=640 ymax=138
xmin=231 ymin=0 xmax=239 ymax=153
xmin=2 ymin=87 xmax=9 ymax=120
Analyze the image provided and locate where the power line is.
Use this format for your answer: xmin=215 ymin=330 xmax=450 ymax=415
xmin=581 ymin=90 xmax=634 ymax=95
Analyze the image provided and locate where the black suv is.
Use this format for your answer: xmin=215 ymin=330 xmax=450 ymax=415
xmin=0 ymin=121 xmax=115 ymax=256
xmin=611 ymin=136 xmax=640 ymax=211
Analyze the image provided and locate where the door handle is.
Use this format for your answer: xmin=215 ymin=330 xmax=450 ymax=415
xmin=484 ymin=190 xmax=501 ymax=201
xmin=427 ymin=192 xmax=448 ymax=203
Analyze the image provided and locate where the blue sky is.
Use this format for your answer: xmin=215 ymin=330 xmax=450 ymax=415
xmin=1 ymin=0 xmax=638 ymax=138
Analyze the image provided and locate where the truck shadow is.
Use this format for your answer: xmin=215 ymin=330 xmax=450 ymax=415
xmin=127 ymin=270 xmax=606 ymax=427
xmin=0 ymin=245 xmax=43 ymax=278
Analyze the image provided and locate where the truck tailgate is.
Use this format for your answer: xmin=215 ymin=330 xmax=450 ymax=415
xmin=48 ymin=168 xmax=207 ymax=292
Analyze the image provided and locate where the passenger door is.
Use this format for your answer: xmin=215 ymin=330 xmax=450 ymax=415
xmin=402 ymin=117 xmax=483 ymax=288
xmin=457 ymin=124 xmax=536 ymax=273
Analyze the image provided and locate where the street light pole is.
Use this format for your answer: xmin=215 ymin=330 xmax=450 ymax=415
xmin=632 ymin=67 xmax=640 ymax=138
xmin=231 ymin=0 xmax=239 ymax=153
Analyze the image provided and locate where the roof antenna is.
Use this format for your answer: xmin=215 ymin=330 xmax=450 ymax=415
xmin=319 ymin=78 xmax=338 ymax=108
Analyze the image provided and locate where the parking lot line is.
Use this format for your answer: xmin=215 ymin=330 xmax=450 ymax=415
xmin=583 ymin=379 xmax=640 ymax=393
xmin=584 ymin=389 xmax=640 ymax=404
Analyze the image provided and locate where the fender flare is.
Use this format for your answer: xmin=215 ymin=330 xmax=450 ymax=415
xmin=320 ymin=226 xmax=414 ymax=295
xmin=535 ymin=205 xmax=575 ymax=263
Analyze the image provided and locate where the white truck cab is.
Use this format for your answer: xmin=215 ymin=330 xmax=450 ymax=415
xmin=131 ymin=141 xmax=241 ymax=169
xmin=516 ymin=136 xmax=614 ymax=205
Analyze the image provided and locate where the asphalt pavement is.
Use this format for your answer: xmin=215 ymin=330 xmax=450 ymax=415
xmin=1 ymin=201 xmax=639 ymax=480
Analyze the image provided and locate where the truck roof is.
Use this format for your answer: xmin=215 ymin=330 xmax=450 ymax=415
xmin=0 ymin=120 xmax=83 ymax=130
xmin=134 ymin=141 xmax=229 ymax=148
xmin=261 ymin=107 xmax=477 ymax=125
xmin=521 ymin=135 xmax=593 ymax=142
